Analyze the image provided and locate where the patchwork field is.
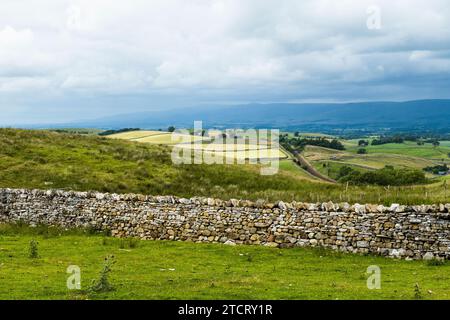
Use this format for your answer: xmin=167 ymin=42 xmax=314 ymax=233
xmin=304 ymin=146 xmax=438 ymax=170
xmin=343 ymin=140 xmax=450 ymax=161
xmin=109 ymin=130 xmax=289 ymax=161
xmin=109 ymin=131 xmax=210 ymax=145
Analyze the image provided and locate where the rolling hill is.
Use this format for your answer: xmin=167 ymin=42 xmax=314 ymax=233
xmin=0 ymin=128 xmax=449 ymax=204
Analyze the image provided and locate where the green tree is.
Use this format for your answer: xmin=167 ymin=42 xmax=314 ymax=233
xmin=358 ymin=140 xmax=368 ymax=147
xmin=357 ymin=148 xmax=367 ymax=154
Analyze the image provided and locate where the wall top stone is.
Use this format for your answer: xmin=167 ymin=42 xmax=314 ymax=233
xmin=1 ymin=187 xmax=449 ymax=215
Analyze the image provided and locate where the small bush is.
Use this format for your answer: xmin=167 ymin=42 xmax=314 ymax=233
xmin=118 ymin=238 xmax=139 ymax=249
xmin=128 ymin=238 xmax=139 ymax=248
xmin=28 ymin=239 xmax=39 ymax=259
xmin=89 ymin=255 xmax=116 ymax=293
xmin=414 ymin=283 xmax=423 ymax=300
xmin=426 ymin=259 xmax=446 ymax=266
xmin=357 ymin=148 xmax=368 ymax=154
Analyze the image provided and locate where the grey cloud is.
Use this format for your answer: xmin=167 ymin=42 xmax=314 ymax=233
xmin=0 ymin=0 xmax=449 ymax=124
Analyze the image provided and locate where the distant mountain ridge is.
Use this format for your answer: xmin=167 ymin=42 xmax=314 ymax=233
xmin=41 ymin=99 xmax=450 ymax=134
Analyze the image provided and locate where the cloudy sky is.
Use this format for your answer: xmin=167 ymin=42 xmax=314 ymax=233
xmin=1 ymin=0 xmax=450 ymax=125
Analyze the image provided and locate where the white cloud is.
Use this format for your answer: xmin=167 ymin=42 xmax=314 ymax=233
xmin=0 ymin=0 xmax=450 ymax=122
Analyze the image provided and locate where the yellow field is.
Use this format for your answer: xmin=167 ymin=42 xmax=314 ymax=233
xmin=177 ymin=143 xmax=271 ymax=152
xmin=205 ymin=130 xmax=224 ymax=137
xmin=180 ymin=149 xmax=287 ymax=161
xmin=176 ymin=143 xmax=288 ymax=160
xmin=134 ymin=134 xmax=208 ymax=145
xmin=108 ymin=130 xmax=210 ymax=145
xmin=107 ymin=130 xmax=165 ymax=140
xmin=109 ymin=130 xmax=288 ymax=160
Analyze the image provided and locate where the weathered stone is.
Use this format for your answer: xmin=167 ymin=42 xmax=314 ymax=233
xmin=366 ymin=204 xmax=379 ymax=213
xmin=265 ymin=242 xmax=279 ymax=248
xmin=224 ymin=240 xmax=236 ymax=246
xmin=277 ymin=201 xmax=288 ymax=210
xmin=1 ymin=188 xmax=449 ymax=261
xmin=423 ymin=252 xmax=434 ymax=260
xmin=354 ymin=204 xmax=366 ymax=214
xmin=357 ymin=241 xmax=369 ymax=248
xmin=230 ymin=199 xmax=240 ymax=207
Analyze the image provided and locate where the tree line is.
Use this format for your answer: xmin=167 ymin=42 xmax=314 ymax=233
xmin=280 ymin=135 xmax=345 ymax=153
xmin=336 ymin=166 xmax=427 ymax=186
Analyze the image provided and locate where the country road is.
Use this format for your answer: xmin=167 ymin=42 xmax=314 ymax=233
xmin=293 ymin=153 xmax=337 ymax=184
xmin=279 ymin=144 xmax=337 ymax=183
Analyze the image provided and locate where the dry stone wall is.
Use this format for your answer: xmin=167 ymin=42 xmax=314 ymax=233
xmin=1 ymin=188 xmax=449 ymax=260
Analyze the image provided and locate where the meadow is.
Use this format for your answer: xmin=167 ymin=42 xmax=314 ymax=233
xmin=0 ymin=224 xmax=449 ymax=300
xmin=343 ymin=139 xmax=450 ymax=160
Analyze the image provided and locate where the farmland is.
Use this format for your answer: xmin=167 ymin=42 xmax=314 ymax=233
xmin=343 ymin=140 xmax=450 ymax=160
xmin=108 ymin=130 xmax=209 ymax=145
xmin=304 ymin=146 xmax=438 ymax=171
xmin=108 ymin=130 xmax=289 ymax=161
xmin=299 ymin=137 xmax=450 ymax=182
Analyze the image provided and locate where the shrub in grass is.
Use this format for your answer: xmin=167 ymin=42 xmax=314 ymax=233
xmin=426 ymin=258 xmax=446 ymax=266
xmin=118 ymin=238 xmax=139 ymax=249
xmin=414 ymin=283 xmax=423 ymax=300
xmin=89 ymin=255 xmax=116 ymax=293
xmin=28 ymin=239 xmax=39 ymax=259
xmin=128 ymin=238 xmax=139 ymax=249
xmin=357 ymin=148 xmax=368 ymax=154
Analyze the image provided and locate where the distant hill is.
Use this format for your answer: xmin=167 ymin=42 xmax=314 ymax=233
xmin=43 ymin=99 xmax=450 ymax=134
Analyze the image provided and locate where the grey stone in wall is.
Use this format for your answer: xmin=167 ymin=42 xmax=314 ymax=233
xmin=0 ymin=188 xmax=449 ymax=260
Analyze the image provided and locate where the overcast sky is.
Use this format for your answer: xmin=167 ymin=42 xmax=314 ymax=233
xmin=1 ymin=0 xmax=450 ymax=125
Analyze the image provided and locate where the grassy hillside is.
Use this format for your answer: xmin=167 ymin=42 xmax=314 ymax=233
xmin=1 ymin=224 xmax=449 ymax=300
xmin=0 ymin=129 xmax=449 ymax=204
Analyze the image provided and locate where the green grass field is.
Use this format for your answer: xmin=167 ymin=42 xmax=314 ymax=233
xmin=344 ymin=140 xmax=450 ymax=160
xmin=304 ymin=146 xmax=438 ymax=170
xmin=1 ymin=224 xmax=449 ymax=300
